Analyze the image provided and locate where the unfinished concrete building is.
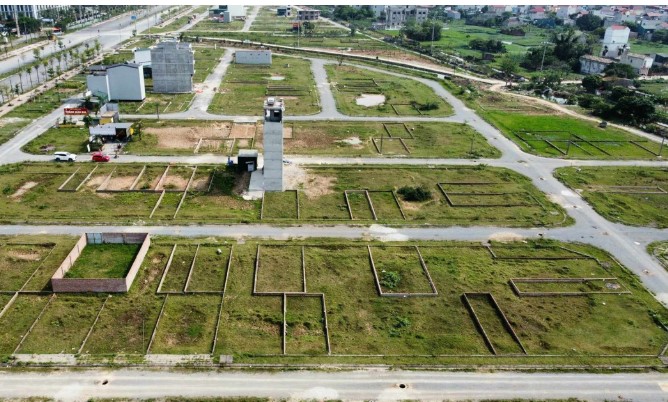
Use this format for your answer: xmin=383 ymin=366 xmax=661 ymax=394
xmin=150 ymin=41 xmax=195 ymax=93
xmin=262 ymin=97 xmax=285 ymax=191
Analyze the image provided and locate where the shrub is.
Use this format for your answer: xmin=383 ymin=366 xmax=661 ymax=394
xmin=380 ymin=271 xmax=401 ymax=289
xmin=397 ymin=185 xmax=432 ymax=202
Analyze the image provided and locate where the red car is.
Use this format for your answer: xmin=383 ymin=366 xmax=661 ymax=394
xmin=91 ymin=152 xmax=110 ymax=162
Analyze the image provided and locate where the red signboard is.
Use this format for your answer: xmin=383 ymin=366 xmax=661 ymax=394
xmin=64 ymin=108 xmax=89 ymax=116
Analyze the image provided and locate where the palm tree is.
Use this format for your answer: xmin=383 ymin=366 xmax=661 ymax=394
xmin=32 ymin=65 xmax=40 ymax=84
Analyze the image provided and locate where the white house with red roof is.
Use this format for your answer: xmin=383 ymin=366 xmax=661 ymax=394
xmin=601 ymin=25 xmax=631 ymax=58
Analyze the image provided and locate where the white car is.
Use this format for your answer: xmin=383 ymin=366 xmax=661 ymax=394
xmin=54 ymin=152 xmax=77 ymax=162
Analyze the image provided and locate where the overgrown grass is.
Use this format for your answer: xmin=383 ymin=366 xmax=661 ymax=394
xmin=555 ymin=166 xmax=668 ymax=228
xmin=23 ymin=126 xmax=90 ymax=154
xmin=326 ymin=64 xmax=453 ymax=117
xmin=0 ymin=235 xmax=665 ymax=366
xmin=65 ymin=243 xmax=140 ymax=279
xmin=209 ymin=55 xmax=320 ymax=116
xmin=649 ymin=241 xmax=668 ymax=271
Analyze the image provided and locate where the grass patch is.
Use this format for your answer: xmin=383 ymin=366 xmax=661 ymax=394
xmin=209 ymin=55 xmax=319 ymax=116
xmin=0 ymin=243 xmax=54 ymax=291
xmin=649 ymin=241 xmax=668 ymax=271
xmin=555 ymin=166 xmax=668 ymax=228
xmin=65 ymin=243 xmax=140 ymax=279
xmin=187 ymin=245 xmax=230 ymax=292
xmin=284 ymin=121 xmax=499 ymax=158
xmin=326 ymin=64 xmax=453 ymax=117
xmin=23 ymin=126 xmax=90 ymax=155
xmin=256 ymin=245 xmax=303 ymax=293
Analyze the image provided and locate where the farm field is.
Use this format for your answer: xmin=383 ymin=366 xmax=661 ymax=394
xmin=209 ymin=55 xmax=320 ymax=116
xmin=326 ymin=64 xmax=453 ymax=117
xmin=0 ymin=235 xmax=665 ymax=367
xmin=555 ymin=166 xmax=668 ymax=228
xmin=0 ymin=163 xmax=569 ymax=227
xmin=452 ymin=86 xmax=665 ymax=160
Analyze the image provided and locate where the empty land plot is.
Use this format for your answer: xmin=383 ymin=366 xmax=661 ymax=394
xmin=0 ymin=236 xmax=665 ymax=365
xmin=124 ymin=121 xmax=233 ymax=156
xmin=65 ymin=243 xmax=141 ymax=279
xmin=150 ymin=295 xmax=221 ymax=354
xmin=60 ymin=166 xmax=101 ymax=192
xmin=150 ymin=192 xmax=182 ymax=220
xmin=23 ymin=126 xmax=90 ymax=155
xmin=262 ymin=191 xmax=298 ymax=219
xmin=483 ymin=111 xmax=664 ymax=160
xmin=83 ymin=245 xmax=168 ymax=354
xmin=190 ymin=18 xmax=244 ymax=32
xmin=286 ymin=296 xmax=327 ymax=355
xmin=209 ymin=55 xmax=320 ymax=116
xmin=438 ymin=182 xmax=538 ymax=207
xmin=255 ymin=245 xmax=304 ymax=293
xmin=555 ymin=166 xmax=668 ymax=228
xmin=650 ymin=241 xmax=668 ymax=270
xmin=118 ymin=92 xmax=195 ymax=115
xmin=464 ymin=293 xmax=525 ymax=354
xmin=371 ymin=246 xmax=435 ymax=294
xmin=160 ymin=245 xmax=198 ymax=293
xmin=18 ymin=295 xmax=105 ymax=354
xmin=101 ymin=166 xmax=147 ymax=191
xmin=511 ymin=279 xmax=625 ymax=295
xmin=0 ymin=295 xmax=50 ymax=354
xmin=158 ymin=166 xmax=196 ymax=192
xmin=326 ymin=64 xmax=453 ymax=117
xmin=133 ymin=166 xmax=169 ymax=191
xmin=189 ymin=168 xmax=216 ymax=192
xmin=346 ymin=191 xmax=374 ymax=220
xmin=368 ymin=191 xmax=404 ymax=220
xmin=0 ymin=243 xmax=54 ymax=291
xmin=295 ymin=166 xmax=569 ymax=227
xmin=186 ymin=245 xmax=231 ymax=292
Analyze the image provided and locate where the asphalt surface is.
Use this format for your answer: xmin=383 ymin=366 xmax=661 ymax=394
xmin=0 ymin=369 xmax=667 ymax=401
xmin=0 ymin=5 xmax=170 ymax=94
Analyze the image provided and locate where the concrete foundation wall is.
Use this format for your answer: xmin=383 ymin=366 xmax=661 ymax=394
xmin=51 ymin=233 xmax=150 ymax=293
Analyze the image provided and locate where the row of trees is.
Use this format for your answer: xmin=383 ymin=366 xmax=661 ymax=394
xmin=400 ymin=19 xmax=444 ymax=42
xmin=2 ymin=39 xmax=101 ymax=102
xmin=469 ymin=39 xmax=506 ymax=53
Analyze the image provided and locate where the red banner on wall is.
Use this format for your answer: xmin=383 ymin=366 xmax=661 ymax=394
xmin=64 ymin=108 xmax=89 ymax=116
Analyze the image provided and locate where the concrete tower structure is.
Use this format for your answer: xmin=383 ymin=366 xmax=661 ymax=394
xmin=262 ymin=97 xmax=285 ymax=191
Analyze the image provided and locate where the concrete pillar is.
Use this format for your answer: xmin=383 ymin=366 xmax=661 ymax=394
xmin=263 ymin=97 xmax=284 ymax=191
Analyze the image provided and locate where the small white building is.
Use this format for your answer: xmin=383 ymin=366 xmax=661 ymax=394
xmin=446 ymin=9 xmax=461 ymax=20
xmin=86 ymin=63 xmax=146 ymax=101
xmin=226 ymin=5 xmax=246 ymax=18
xmin=234 ymin=50 xmax=272 ymax=65
xmin=556 ymin=5 xmax=577 ymax=20
xmin=601 ymin=25 xmax=631 ymax=58
xmin=580 ymin=55 xmax=614 ymax=75
xmin=620 ymin=50 xmax=654 ymax=75
xmin=133 ymin=48 xmax=152 ymax=65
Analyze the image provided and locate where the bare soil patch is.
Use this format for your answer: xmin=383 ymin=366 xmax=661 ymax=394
xmin=106 ymin=176 xmax=138 ymax=191
xmin=284 ymin=164 xmax=335 ymax=198
xmin=158 ymin=175 xmax=189 ymax=191
xmin=10 ymin=181 xmax=38 ymax=200
xmin=86 ymin=175 xmax=107 ymax=189
xmin=229 ymin=124 xmax=256 ymax=139
xmin=283 ymin=126 xmax=293 ymax=139
xmin=146 ymin=123 xmax=231 ymax=149
xmin=0 ymin=117 xmax=28 ymax=127
xmin=356 ymin=94 xmax=386 ymax=107
xmin=191 ymin=176 xmax=212 ymax=191
xmin=233 ymin=171 xmax=251 ymax=195
xmin=7 ymin=249 xmax=42 ymax=261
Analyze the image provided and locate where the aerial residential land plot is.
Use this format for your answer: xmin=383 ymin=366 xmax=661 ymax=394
xmin=450 ymin=85 xmax=665 ymax=160
xmin=0 ymin=163 xmax=569 ymax=227
xmin=277 ymin=121 xmax=500 ymax=158
xmin=555 ymin=166 xmax=668 ymax=228
xmin=209 ymin=55 xmax=320 ymax=116
xmin=0 ymin=235 xmax=665 ymax=367
xmin=326 ymin=64 xmax=453 ymax=117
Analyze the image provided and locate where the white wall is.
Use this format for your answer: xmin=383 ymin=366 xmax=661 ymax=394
xmin=235 ymin=50 xmax=272 ymax=65
xmin=86 ymin=74 xmax=110 ymax=99
xmin=133 ymin=49 xmax=151 ymax=65
xmin=107 ymin=65 xmax=145 ymax=101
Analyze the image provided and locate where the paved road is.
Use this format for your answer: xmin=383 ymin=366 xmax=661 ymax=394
xmin=0 ymin=5 xmax=169 ymax=95
xmin=242 ymin=6 xmax=260 ymax=32
xmin=0 ymin=369 xmax=667 ymax=401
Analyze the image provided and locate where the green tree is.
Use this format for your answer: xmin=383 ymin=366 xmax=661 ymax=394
xmin=575 ymin=14 xmax=603 ymax=31
xmin=604 ymin=62 xmax=638 ymax=79
xmin=401 ymin=19 xmax=443 ymax=42
xmin=581 ymin=74 xmax=602 ymax=93
xmin=614 ymin=96 xmax=656 ymax=123
xmin=499 ymin=55 xmax=519 ymax=86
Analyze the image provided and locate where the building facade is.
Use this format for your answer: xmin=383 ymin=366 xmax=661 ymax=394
xmin=386 ymin=6 xmax=428 ymax=28
xmin=86 ymin=63 xmax=146 ymax=101
xmin=0 ymin=5 xmax=68 ymax=20
xmin=151 ymin=41 xmax=195 ymax=94
xmin=579 ymin=55 xmax=614 ymax=75
xmin=262 ymin=98 xmax=285 ymax=191
xmin=601 ymin=25 xmax=631 ymax=58
xmin=235 ymin=50 xmax=272 ymax=65
xmin=296 ymin=9 xmax=320 ymax=21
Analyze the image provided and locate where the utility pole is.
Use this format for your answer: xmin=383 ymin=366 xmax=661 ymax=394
xmin=156 ymin=104 xmax=160 ymax=120
xmin=431 ymin=22 xmax=435 ymax=55
xmin=540 ymin=41 xmax=550 ymax=72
